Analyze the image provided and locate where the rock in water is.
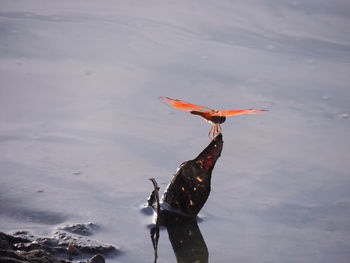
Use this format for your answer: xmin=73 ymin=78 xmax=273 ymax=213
xmin=0 ymin=232 xmax=69 ymax=263
xmin=1 ymin=225 xmax=118 ymax=263
xmin=161 ymin=134 xmax=223 ymax=216
xmin=59 ymin=222 xmax=99 ymax=236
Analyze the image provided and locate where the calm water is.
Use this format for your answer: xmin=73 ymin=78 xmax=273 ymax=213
xmin=1 ymin=1 xmax=350 ymax=262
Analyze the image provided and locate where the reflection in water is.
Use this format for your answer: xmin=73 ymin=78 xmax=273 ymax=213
xmin=148 ymin=134 xmax=223 ymax=262
xmin=150 ymin=214 xmax=208 ymax=263
xmin=150 ymin=226 xmax=159 ymax=263
xmin=167 ymin=217 xmax=208 ymax=263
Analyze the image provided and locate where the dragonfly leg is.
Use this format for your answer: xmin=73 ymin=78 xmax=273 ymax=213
xmin=212 ymin=124 xmax=218 ymax=140
xmin=218 ymin=124 xmax=222 ymax=134
xmin=208 ymin=125 xmax=213 ymax=139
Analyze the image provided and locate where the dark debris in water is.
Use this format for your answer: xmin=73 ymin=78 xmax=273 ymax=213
xmin=161 ymin=133 xmax=223 ymax=216
xmin=146 ymin=134 xmax=223 ymax=263
xmin=149 ymin=133 xmax=223 ymax=220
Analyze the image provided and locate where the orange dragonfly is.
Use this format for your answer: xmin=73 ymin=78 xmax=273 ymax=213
xmin=159 ymin=97 xmax=267 ymax=139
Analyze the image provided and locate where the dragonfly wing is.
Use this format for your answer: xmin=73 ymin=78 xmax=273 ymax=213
xmin=219 ymin=109 xmax=268 ymax=116
xmin=159 ymin=97 xmax=212 ymax=112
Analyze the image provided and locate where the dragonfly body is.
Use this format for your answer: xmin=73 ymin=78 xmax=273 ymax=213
xmin=190 ymin=110 xmax=226 ymax=124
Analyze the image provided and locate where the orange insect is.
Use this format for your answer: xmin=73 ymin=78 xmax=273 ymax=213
xmin=159 ymin=97 xmax=267 ymax=139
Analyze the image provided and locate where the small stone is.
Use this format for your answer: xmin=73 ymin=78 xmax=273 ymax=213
xmin=90 ymin=254 xmax=105 ymax=263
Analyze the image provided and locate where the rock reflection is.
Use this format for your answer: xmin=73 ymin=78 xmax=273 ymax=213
xmin=148 ymin=134 xmax=223 ymax=262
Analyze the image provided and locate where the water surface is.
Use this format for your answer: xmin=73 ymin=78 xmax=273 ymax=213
xmin=1 ymin=1 xmax=350 ymax=262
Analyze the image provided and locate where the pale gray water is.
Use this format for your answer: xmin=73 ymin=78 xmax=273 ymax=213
xmin=1 ymin=1 xmax=350 ymax=262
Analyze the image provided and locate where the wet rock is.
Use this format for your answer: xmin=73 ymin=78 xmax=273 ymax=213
xmin=90 ymin=254 xmax=105 ymax=263
xmin=13 ymin=240 xmax=42 ymax=251
xmin=16 ymin=249 xmax=64 ymax=263
xmin=0 ymin=249 xmax=22 ymax=262
xmin=12 ymin=230 xmax=30 ymax=236
xmin=54 ymin=231 xmax=117 ymax=255
xmin=10 ymin=228 xmax=118 ymax=257
xmin=59 ymin=222 xmax=99 ymax=236
xmin=1 ymin=231 xmax=32 ymax=253
xmin=2 ymin=223 xmax=118 ymax=262
xmin=0 ymin=232 xmax=69 ymax=263
xmin=7 ymin=231 xmax=33 ymax=244
xmin=0 ymin=239 xmax=9 ymax=250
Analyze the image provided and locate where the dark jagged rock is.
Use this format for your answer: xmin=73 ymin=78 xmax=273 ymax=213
xmin=0 ymin=249 xmax=66 ymax=263
xmin=0 ymin=223 xmax=118 ymax=263
xmin=161 ymin=133 xmax=223 ymax=216
xmin=10 ymin=230 xmax=118 ymax=256
xmin=2 ymin=231 xmax=32 ymax=245
xmin=0 ymin=232 xmax=68 ymax=263
xmin=0 ymin=239 xmax=9 ymax=250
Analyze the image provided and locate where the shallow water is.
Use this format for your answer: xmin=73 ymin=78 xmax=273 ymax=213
xmin=1 ymin=1 xmax=350 ymax=262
